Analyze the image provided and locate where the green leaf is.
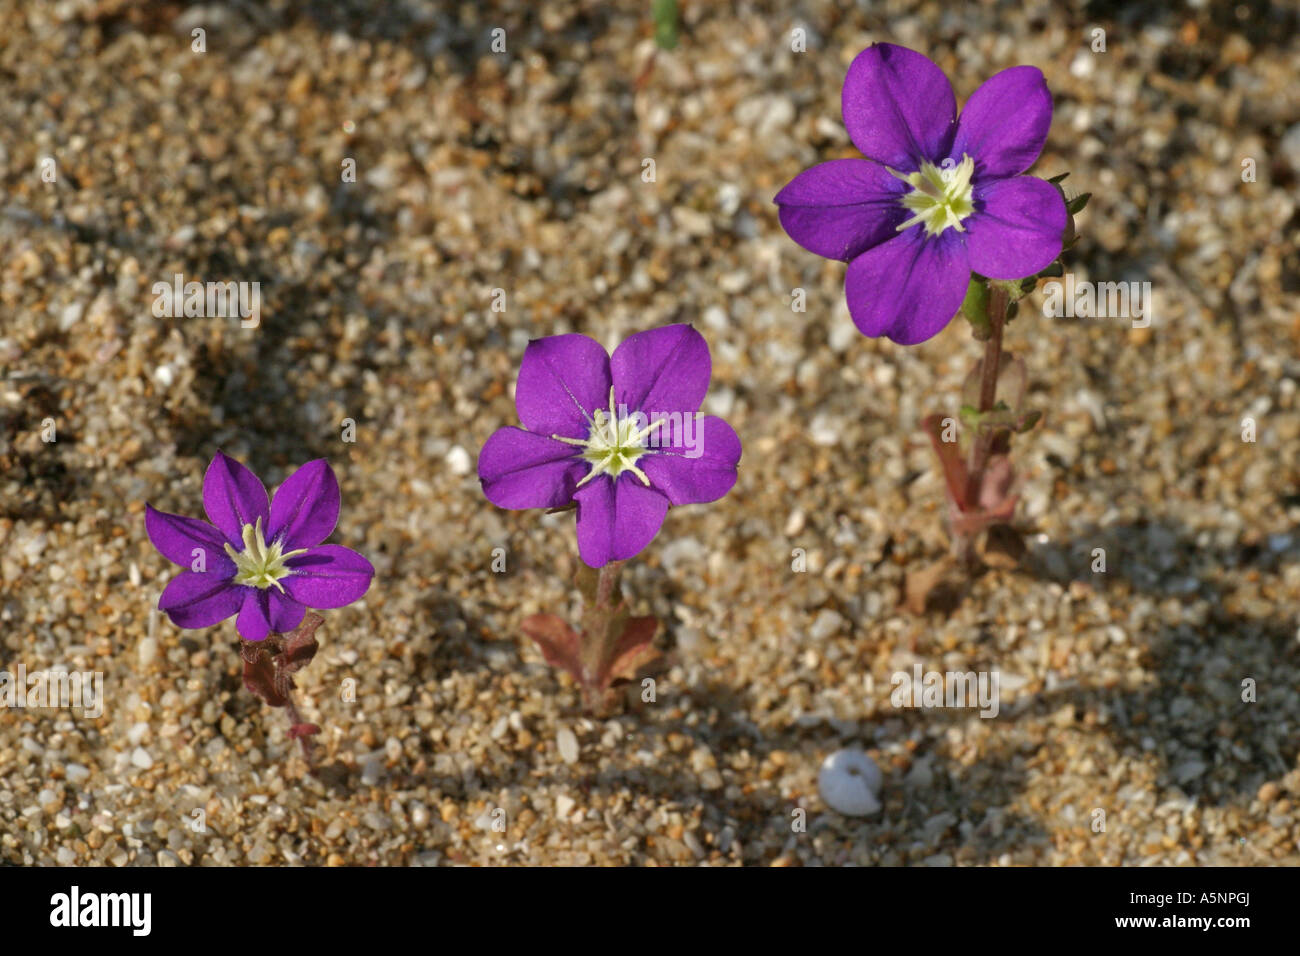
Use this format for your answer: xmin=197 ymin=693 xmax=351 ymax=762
xmin=959 ymin=277 xmax=991 ymax=340
xmin=1017 ymin=409 xmax=1043 ymax=433
xmin=652 ymin=0 xmax=679 ymax=49
xmin=1067 ymin=192 xmax=1091 ymax=215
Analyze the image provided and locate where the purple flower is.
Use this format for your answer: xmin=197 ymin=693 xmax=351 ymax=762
xmin=478 ymin=324 xmax=741 ymax=568
xmin=775 ymin=43 xmax=1067 ymax=345
xmin=145 ymin=452 xmax=374 ymax=641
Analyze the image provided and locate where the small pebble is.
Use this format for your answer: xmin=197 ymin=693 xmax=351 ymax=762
xmin=557 ymin=727 xmax=579 ymax=765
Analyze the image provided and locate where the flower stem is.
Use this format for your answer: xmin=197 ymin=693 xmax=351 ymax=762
xmin=284 ymin=687 xmax=315 ymax=766
xmin=578 ymin=560 xmax=625 ymax=711
xmin=958 ymin=282 xmax=1010 ymax=562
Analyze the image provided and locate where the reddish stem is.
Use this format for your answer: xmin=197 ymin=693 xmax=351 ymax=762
xmin=964 ymin=283 xmax=1009 ymax=510
xmin=578 ymin=561 xmax=625 ymax=711
xmin=284 ymin=687 xmax=315 ymax=766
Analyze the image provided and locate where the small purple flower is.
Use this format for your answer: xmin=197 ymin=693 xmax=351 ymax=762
xmin=478 ymin=324 xmax=741 ymax=568
xmin=145 ymin=452 xmax=374 ymax=641
xmin=775 ymin=43 xmax=1067 ymax=345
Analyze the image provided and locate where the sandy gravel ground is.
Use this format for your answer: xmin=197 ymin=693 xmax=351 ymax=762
xmin=1 ymin=0 xmax=1298 ymax=865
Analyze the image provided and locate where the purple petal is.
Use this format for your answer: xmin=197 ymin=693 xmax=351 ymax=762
xmin=478 ymin=426 xmax=587 ymax=509
xmin=640 ymin=415 xmax=741 ymax=506
xmin=282 ymin=545 xmax=375 ymax=609
xmin=268 ymin=459 xmax=340 ymax=550
xmin=158 ymin=572 xmax=242 ymax=630
xmin=145 ymin=505 xmax=236 ymax=576
xmin=203 ymin=451 xmax=270 ymax=546
xmin=236 ymin=589 xmax=272 ymax=641
xmin=845 ymin=231 xmax=970 ymax=345
xmin=515 ymin=334 xmax=612 ymax=439
xmin=610 ymin=324 xmax=711 ymax=416
xmin=269 ymin=590 xmax=307 ymax=633
xmin=951 ymin=66 xmax=1052 ymax=181
xmin=573 ymin=475 xmax=670 ymax=568
xmin=774 ymin=159 xmax=907 ymax=262
xmin=964 ymin=176 xmax=1066 ymax=279
xmin=235 ymin=588 xmax=307 ymax=641
xmin=842 ymin=43 xmax=956 ymax=170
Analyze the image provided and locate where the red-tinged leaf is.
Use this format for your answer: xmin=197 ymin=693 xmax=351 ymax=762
xmin=977 ymin=455 xmax=1015 ymax=510
xmin=288 ymin=722 xmax=321 ymax=740
xmin=602 ymin=616 xmax=661 ymax=686
xmin=921 ymin=414 xmax=968 ymax=510
xmin=520 ymin=613 xmax=585 ymax=684
xmin=281 ymin=612 xmax=323 ymax=675
xmin=950 ymin=455 xmax=1019 ymax=540
xmin=241 ymin=644 xmax=288 ymax=708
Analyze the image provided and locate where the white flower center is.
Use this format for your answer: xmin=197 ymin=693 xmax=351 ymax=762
xmin=893 ymin=154 xmax=976 ymax=236
xmin=223 ymin=517 xmax=307 ymax=591
xmin=552 ymin=388 xmax=666 ymax=488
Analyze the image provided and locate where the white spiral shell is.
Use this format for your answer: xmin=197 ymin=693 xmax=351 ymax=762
xmin=818 ymin=749 xmax=883 ymax=816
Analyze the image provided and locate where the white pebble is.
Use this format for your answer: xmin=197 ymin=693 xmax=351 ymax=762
xmin=131 ymin=747 xmax=153 ymax=770
xmin=818 ymin=749 xmax=882 ymax=816
xmin=808 ymin=414 xmax=841 ymax=447
xmin=555 ymin=794 xmax=576 ymax=818
xmin=446 ymin=445 xmax=472 ymax=476
xmin=64 ymin=763 xmax=90 ymax=784
xmin=1069 ymin=49 xmax=1096 ymax=79
xmin=59 ymin=302 xmax=83 ymax=331
xmin=828 ymin=315 xmax=857 ymax=353
xmin=809 ymin=609 xmax=844 ymax=642
xmin=556 ymin=727 xmax=579 ymax=765
xmin=702 ymin=305 xmax=728 ymax=331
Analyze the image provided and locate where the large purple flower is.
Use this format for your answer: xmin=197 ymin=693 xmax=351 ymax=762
xmin=775 ymin=43 xmax=1067 ymax=345
xmin=478 ymin=324 xmax=741 ymax=568
xmin=145 ymin=452 xmax=374 ymax=641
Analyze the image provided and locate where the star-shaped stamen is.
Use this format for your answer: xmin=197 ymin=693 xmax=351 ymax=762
xmin=551 ymin=388 xmax=667 ymax=488
xmin=223 ymin=517 xmax=308 ymax=592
